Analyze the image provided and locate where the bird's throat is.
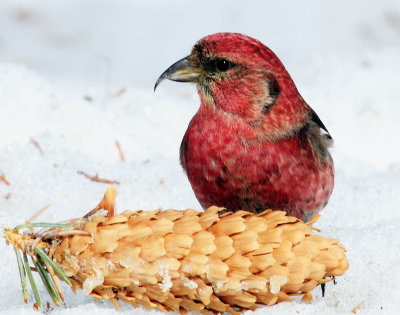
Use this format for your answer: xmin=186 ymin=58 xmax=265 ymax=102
xmin=197 ymin=84 xmax=216 ymax=109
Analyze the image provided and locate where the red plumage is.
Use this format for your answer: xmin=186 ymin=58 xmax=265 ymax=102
xmin=156 ymin=33 xmax=334 ymax=221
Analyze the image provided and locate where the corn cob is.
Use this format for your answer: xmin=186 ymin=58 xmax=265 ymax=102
xmin=4 ymin=187 xmax=348 ymax=314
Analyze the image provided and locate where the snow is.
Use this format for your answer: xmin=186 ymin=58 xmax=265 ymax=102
xmin=0 ymin=0 xmax=399 ymax=314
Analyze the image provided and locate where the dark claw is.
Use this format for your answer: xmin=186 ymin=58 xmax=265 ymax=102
xmin=321 ymin=282 xmax=326 ymax=297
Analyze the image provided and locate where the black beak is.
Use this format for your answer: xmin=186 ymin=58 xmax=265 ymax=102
xmin=154 ymin=56 xmax=202 ymax=91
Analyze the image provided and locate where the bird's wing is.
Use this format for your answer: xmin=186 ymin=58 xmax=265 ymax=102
xmin=309 ymin=107 xmax=332 ymax=140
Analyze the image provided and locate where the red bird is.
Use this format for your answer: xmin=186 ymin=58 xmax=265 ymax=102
xmin=155 ymin=33 xmax=334 ymax=221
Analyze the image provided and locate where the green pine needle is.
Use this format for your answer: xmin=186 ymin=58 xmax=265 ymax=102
xmin=13 ymin=222 xmax=73 ymax=231
xmin=32 ymin=257 xmax=61 ymax=306
xmin=14 ymin=247 xmax=28 ymax=303
xmin=34 ymin=246 xmax=71 ymax=286
xmin=23 ymin=252 xmax=41 ymax=308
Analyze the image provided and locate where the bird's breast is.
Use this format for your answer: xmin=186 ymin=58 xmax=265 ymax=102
xmin=181 ymin=111 xmax=334 ymax=217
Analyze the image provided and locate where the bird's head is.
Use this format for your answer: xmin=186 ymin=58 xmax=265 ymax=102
xmin=155 ymin=33 xmax=310 ymax=140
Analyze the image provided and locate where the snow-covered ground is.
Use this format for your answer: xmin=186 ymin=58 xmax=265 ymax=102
xmin=0 ymin=0 xmax=399 ymax=314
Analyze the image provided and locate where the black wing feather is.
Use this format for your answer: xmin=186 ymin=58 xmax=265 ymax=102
xmin=310 ymin=108 xmax=332 ymax=140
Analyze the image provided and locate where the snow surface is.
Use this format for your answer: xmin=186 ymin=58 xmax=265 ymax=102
xmin=0 ymin=0 xmax=399 ymax=314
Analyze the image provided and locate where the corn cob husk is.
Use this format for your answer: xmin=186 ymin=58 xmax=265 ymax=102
xmin=4 ymin=187 xmax=348 ymax=314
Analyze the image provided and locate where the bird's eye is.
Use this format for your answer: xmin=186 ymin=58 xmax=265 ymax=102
xmin=216 ymin=59 xmax=231 ymax=72
xmin=204 ymin=58 xmax=235 ymax=74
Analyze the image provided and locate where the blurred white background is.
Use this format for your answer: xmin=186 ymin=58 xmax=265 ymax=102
xmin=0 ymin=0 xmax=399 ymax=86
